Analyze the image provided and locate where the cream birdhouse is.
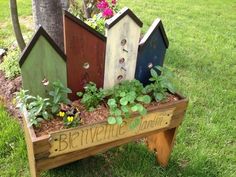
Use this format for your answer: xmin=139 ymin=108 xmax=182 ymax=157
xmin=103 ymin=7 xmax=143 ymax=89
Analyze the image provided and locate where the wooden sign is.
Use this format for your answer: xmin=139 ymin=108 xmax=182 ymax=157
xmin=103 ymin=7 xmax=143 ymax=89
xmin=63 ymin=11 xmax=106 ymax=100
xmin=19 ymin=26 xmax=67 ymax=98
xmin=49 ymin=108 xmax=174 ymax=157
xmin=135 ymin=18 xmax=169 ymax=86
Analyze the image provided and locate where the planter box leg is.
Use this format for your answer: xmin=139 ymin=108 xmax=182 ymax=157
xmin=26 ymin=147 xmax=41 ymax=177
xmin=147 ymin=127 xmax=178 ymax=167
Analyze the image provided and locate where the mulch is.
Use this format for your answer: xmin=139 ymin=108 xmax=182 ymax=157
xmin=0 ymin=71 xmax=22 ymax=119
xmin=0 ymin=69 xmax=179 ymax=137
xmin=34 ymin=94 xmax=179 ymax=137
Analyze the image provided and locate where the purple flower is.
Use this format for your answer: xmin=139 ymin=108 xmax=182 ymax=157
xmin=97 ymin=0 xmax=109 ymax=10
xmin=102 ymin=7 xmax=113 ymax=18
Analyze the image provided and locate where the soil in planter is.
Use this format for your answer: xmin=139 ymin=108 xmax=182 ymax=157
xmin=34 ymin=94 xmax=180 ymax=137
xmin=0 ymin=71 xmax=22 ymax=118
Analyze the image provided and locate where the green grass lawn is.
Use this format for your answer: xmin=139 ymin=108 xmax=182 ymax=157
xmin=0 ymin=0 xmax=236 ymax=176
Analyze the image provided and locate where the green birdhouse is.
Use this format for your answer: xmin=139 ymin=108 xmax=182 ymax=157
xmin=19 ymin=26 xmax=67 ymax=98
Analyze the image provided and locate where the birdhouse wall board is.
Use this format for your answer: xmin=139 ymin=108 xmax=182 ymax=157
xmin=135 ymin=19 xmax=169 ymax=86
xmin=103 ymin=7 xmax=143 ymax=89
xmin=63 ymin=11 xmax=106 ymax=100
xmin=19 ymin=27 xmax=67 ymax=98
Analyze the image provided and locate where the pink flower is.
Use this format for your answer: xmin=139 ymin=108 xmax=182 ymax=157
xmin=97 ymin=0 xmax=109 ymax=10
xmin=102 ymin=7 xmax=113 ymax=18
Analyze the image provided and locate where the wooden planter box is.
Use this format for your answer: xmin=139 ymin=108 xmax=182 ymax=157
xmin=23 ymin=94 xmax=188 ymax=177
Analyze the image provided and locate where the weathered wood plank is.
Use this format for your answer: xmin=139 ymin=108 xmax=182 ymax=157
xmin=36 ymin=111 xmax=186 ymax=171
xmin=23 ymin=95 xmax=187 ymax=174
xmin=135 ymin=18 xmax=169 ymax=85
xmin=63 ymin=11 xmax=106 ymax=100
xmin=104 ymin=7 xmax=142 ymax=89
xmin=20 ymin=26 xmax=67 ymax=98
xmin=23 ymin=113 xmax=41 ymax=177
xmin=31 ymin=97 xmax=188 ymax=160
xmin=147 ymin=127 xmax=178 ymax=167
xmin=49 ymin=108 xmax=175 ymax=157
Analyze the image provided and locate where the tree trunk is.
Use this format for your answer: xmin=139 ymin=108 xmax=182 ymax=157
xmin=10 ymin=0 xmax=26 ymax=51
xmin=31 ymin=0 xmax=69 ymax=51
xmin=82 ymin=0 xmax=91 ymax=18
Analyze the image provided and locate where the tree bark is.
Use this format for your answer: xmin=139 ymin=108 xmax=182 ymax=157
xmin=83 ymin=0 xmax=91 ymax=18
xmin=10 ymin=0 xmax=26 ymax=51
xmin=31 ymin=0 xmax=69 ymax=51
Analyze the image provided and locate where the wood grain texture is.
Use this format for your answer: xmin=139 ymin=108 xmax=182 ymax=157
xmin=135 ymin=18 xmax=169 ymax=86
xmin=49 ymin=108 xmax=174 ymax=157
xmin=23 ymin=112 xmax=41 ymax=177
xmin=147 ymin=127 xmax=178 ymax=167
xmin=63 ymin=11 xmax=106 ymax=100
xmin=36 ymin=111 xmax=186 ymax=171
xmin=104 ymin=9 xmax=141 ymax=89
xmin=22 ymin=95 xmax=188 ymax=175
xmin=20 ymin=27 xmax=67 ymax=98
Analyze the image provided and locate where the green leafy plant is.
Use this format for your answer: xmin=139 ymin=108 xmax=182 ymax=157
xmin=49 ymin=81 xmax=72 ymax=114
xmin=0 ymin=50 xmax=21 ymax=79
xmin=145 ymin=66 xmax=176 ymax=101
xmin=85 ymin=13 xmax=106 ymax=34
xmin=106 ymin=80 xmax=151 ymax=128
xmin=27 ymin=96 xmax=51 ymax=127
xmin=15 ymin=89 xmax=33 ymax=111
xmin=77 ymin=82 xmax=105 ymax=111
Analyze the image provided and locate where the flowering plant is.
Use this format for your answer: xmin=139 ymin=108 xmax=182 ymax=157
xmin=97 ymin=0 xmax=117 ymax=18
xmin=84 ymin=0 xmax=118 ymax=34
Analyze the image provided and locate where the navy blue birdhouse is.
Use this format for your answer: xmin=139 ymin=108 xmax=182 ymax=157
xmin=135 ymin=18 xmax=169 ymax=86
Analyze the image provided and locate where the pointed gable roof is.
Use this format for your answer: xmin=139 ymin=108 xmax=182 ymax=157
xmin=63 ymin=10 xmax=106 ymax=41
xmin=105 ymin=7 xmax=143 ymax=29
xmin=139 ymin=18 xmax=169 ymax=48
xmin=19 ymin=26 xmax=66 ymax=67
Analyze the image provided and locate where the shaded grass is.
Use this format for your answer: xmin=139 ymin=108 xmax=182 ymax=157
xmin=0 ymin=0 xmax=236 ymax=176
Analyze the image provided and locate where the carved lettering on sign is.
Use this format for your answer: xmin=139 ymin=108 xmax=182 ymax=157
xmin=49 ymin=108 xmax=175 ymax=157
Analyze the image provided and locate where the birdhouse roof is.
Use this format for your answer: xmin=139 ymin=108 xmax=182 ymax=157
xmin=139 ymin=18 xmax=169 ymax=48
xmin=19 ymin=26 xmax=66 ymax=67
xmin=105 ymin=7 xmax=143 ymax=29
xmin=63 ymin=10 xmax=106 ymax=41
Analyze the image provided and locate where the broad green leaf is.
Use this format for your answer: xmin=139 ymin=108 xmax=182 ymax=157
xmin=167 ymin=83 xmax=176 ymax=93
xmin=131 ymin=105 xmax=138 ymax=112
xmin=114 ymin=109 xmax=122 ymax=116
xmin=108 ymin=117 xmax=116 ymax=125
xmin=120 ymin=97 xmax=128 ymax=106
xmin=37 ymin=117 xmax=44 ymax=122
xmin=52 ymin=105 xmax=59 ymax=114
xmin=49 ymin=91 xmax=55 ymax=96
xmin=116 ymin=116 xmax=123 ymax=125
xmin=42 ymin=111 xmax=49 ymax=119
xmin=150 ymin=68 xmax=158 ymax=78
xmin=155 ymin=65 xmax=163 ymax=72
xmin=137 ymin=95 xmax=151 ymax=104
xmin=149 ymin=77 xmax=156 ymax=81
xmin=119 ymin=92 xmax=126 ymax=97
xmin=155 ymin=93 xmax=165 ymax=101
xmin=107 ymin=99 xmax=116 ymax=107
